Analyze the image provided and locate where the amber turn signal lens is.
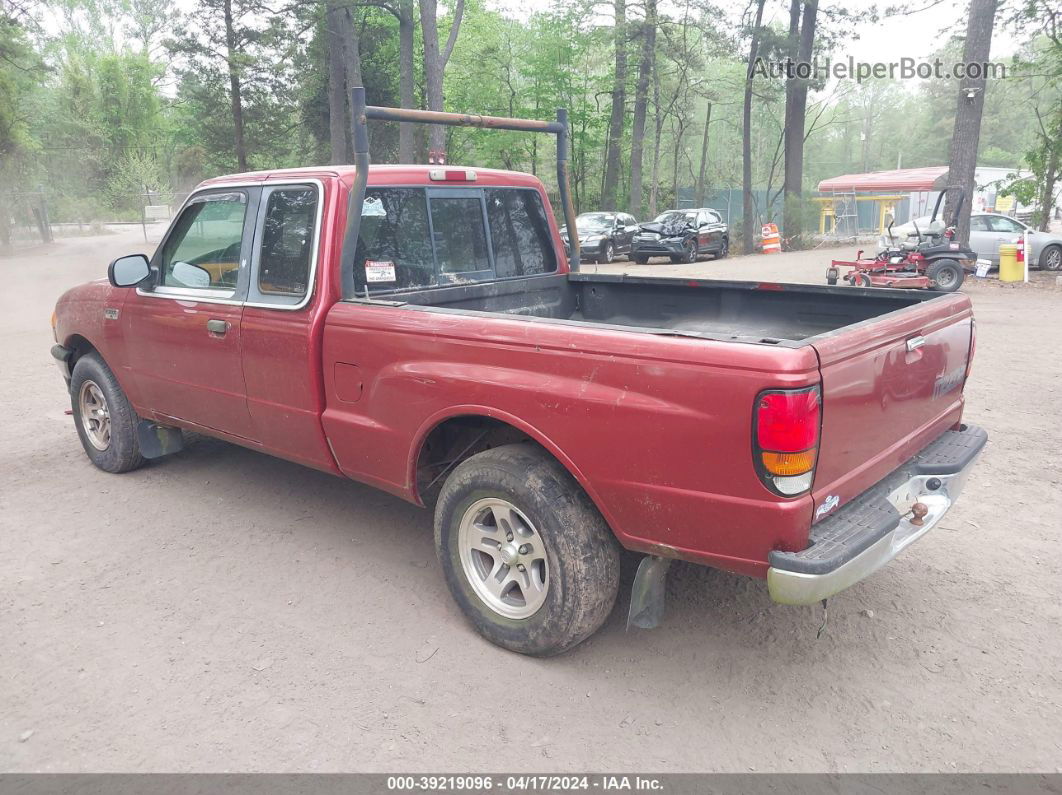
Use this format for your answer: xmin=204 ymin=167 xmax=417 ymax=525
xmin=761 ymin=449 xmax=816 ymax=476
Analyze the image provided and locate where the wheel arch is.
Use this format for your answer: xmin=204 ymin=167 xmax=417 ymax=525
xmin=408 ymin=407 xmax=614 ymax=528
xmin=62 ymin=334 xmax=101 ymax=376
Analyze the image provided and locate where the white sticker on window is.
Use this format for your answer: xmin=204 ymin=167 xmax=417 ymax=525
xmin=365 ymin=260 xmax=397 ymax=283
xmin=362 ymin=197 xmax=387 ymax=217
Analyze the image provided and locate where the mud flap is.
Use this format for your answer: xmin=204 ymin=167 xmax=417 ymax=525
xmin=137 ymin=420 xmax=184 ymax=459
xmin=627 ymin=555 xmax=673 ymax=630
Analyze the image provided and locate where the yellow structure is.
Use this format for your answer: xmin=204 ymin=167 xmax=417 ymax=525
xmin=813 ymin=194 xmax=906 ymax=236
xmin=999 ymin=244 xmax=1022 ymax=282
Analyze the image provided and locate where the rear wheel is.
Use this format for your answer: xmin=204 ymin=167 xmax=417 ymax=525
xmin=926 ymin=258 xmax=964 ymax=292
xmin=69 ymin=352 xmax=145 ymax=473
xmin=633 ymin=255 xmax=649 ymax=264
xmin=434 ymin=443 xmax=620 ymax=656
xmin=1042 ymin=244 xmax=1061 ymax=271
xmin=715 ymin=237 xmax=729 ymax=260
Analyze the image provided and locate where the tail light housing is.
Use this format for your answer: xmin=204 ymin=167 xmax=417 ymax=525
xmin=753 ymin=385 xmax=821 ymax=496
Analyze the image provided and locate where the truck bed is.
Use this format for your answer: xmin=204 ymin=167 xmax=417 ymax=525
xmin=366 ymin=272 xmax=939 ymax=345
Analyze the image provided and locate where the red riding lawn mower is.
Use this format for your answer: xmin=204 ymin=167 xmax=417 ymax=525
xmin=826 ymin=187 xmax=978 ymax=293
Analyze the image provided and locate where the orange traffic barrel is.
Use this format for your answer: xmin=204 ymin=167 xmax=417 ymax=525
xmin=761 ymin=223 xmax=781 ymax=254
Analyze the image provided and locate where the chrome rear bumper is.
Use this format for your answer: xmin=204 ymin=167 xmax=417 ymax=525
xmin=767 ymin=425 xmax=987 ymax=606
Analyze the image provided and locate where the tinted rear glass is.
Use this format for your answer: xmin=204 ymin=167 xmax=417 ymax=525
xmin=354 ymin=187 xmax=558 ymax=293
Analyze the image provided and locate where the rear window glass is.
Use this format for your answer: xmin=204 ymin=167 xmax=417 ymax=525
xmin=485 ymin=189 xmax=558 ymax=278
xmin=353 ymin=187 xmax=558 ymax=293
xmin=354 ymin=188 xmax=434 ymax=293
xmin=430 ymin=196 xmax=492 ymax=280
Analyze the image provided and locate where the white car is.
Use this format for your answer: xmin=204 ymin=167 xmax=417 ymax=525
xmin=881 ymin=213 xmax=1062 ymax=270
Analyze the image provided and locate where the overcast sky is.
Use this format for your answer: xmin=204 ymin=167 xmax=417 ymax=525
xmin=494 ymin=0 xmax=1021 ymax=84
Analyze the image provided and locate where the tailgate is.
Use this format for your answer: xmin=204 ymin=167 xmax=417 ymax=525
xmin=809 ymin=293 xmax=974 ymax=520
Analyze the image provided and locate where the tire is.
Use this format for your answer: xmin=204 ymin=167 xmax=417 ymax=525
xmin=670 ymin=239 xmax=697 ymax=264
xmin=926 ymin=258 xmax=964 ymax=292
xmin=1042 ymin=244 xmax=1062 ymax=271
xmin=715 ymin=237 xmax=729 ymax=260
xmin=826 ymin=266 xmax=839 ymax=286
xmin=853 ymin=272 xmax=873 ymax=288
xmin=633 ymin=255 xmax=649 ymax=264
xmin=434 ymin=443 xmax=621 ymax=656
xmin=601 ymin=242 xmax=615 ymax=264
xmin=69 ymin=352 xmax=145 ymax=473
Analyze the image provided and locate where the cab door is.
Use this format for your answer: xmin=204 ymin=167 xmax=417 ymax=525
xmin=240 ymin=180 xmax=338 ymax=472
xmin=122 ymin=187 xmax=260 ymax=438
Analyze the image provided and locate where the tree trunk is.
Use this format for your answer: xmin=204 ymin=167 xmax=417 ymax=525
xmin=419 ymin=0 xmax=464 ymax=157
xmin=342 ymin=6 xmax=363 ymax=148
xmin=326 ymin=0 xmax=348 ymax=164
xmin=222 ymin=0 xmax=248 ymax=171
xmin=695 ymin=102 xmax=712 ymax=205
xmin=741 ymin=0 xmax=766 ymax=253
xmin=1039 ymin=145 xmax=1058 ymax=231
xmin=670 ymin=116 xmax=685 ymax=208
xmin=649 ymin=55 xmax=663 ymax=218
xmin=945 ymin=0 xmax=998 ymax=242
xmin=601 ymin=0 xmax=626 ymax=210
xmin=398 ymin=0 xmax=415 ymax=162
xmin=628 ymin=0 xmax=656 ymax=216
xmin=782 ymin=0 xmax=817 ymax=245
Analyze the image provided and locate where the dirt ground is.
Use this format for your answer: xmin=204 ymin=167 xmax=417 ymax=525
xmin=2 ymin=228 xmax=1060 ymax=773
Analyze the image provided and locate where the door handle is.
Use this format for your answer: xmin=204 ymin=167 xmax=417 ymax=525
xmin=206 ymin=318 xmax=229 ymax=335
xmin=906 ymin=335 xmax=926 ymax=352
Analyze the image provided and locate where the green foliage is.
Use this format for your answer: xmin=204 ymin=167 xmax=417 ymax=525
xmin=3 ymin=0 xmax=1059 ymax=231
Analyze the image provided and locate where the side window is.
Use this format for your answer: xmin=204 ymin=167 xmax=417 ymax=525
xmin=989 ymin=216 xmax=1023 ymax=234
xmin=429 ymin=196 xmax=491 ymax=279
xmin=160 ymin=192 xmax=247 ymax=290
xmin=256 ymin=186 xmax=319 ymax=300
xmin=706 ymin=210 xmax=721 ymax=224
xmin=354 ymin=187 xmax=434 ymax=293
xmin=485 ymin=189 xmax=559 ymax=278
xmin=969 ymin=216 xmax=990 ymax=232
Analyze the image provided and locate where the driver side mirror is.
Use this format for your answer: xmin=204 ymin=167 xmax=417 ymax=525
xmin=108 ymin=254 xmax=151 ymax=288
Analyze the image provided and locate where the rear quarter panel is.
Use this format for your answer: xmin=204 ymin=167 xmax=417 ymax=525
xmin=320 ymin=302 xmax=822 ymax=577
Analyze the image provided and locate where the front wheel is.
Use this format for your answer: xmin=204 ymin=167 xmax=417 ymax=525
xmin=69 ymin=352 xmax=145 ymax=473
xmin=633 ymin=255 xmax=649 ymax=264
xmin=434 ymin=443 xmax=620 ymax=656
xmin=715 ymin=237 xmax=729 ymax=260
xmin=926 ymin=258 xmax=964 ymax=292
xmin=600 ymin=242 xmax=615 ymax=264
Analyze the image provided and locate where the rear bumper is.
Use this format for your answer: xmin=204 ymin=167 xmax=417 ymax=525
xmin=767 ymin=424 xmax=987 ymax=605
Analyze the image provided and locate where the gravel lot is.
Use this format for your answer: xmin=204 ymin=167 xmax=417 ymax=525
xmin=2 ymin=229 xmax=1060 ymax=773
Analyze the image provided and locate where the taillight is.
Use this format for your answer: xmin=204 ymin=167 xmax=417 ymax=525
xmin=753 ymin=385 xmax=821 ymax=496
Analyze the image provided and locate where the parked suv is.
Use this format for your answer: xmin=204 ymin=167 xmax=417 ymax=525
xmin=560 ymin=212 xmax=639 ymax=263
xmin=632 ymin=208 xmax=728 ymax=264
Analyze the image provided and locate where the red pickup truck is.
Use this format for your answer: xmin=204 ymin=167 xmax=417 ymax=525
xmin=50 ymin=100 xmax=985 ymax=655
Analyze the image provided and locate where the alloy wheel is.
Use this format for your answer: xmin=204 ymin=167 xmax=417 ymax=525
xmin=457 ymin=497 xmax=549 ymax=619
xmin=78 ymin=379 xmax=111 ymax=451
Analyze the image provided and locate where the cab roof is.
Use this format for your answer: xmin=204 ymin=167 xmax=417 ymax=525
xmin=197 ymin=164 xmax=547 ymax=190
